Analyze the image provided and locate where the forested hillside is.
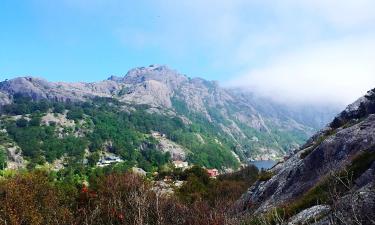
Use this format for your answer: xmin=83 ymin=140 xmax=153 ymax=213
xmin=0 ymin=94 xmax=239 ymax=171
xmin=0 ymin=65 xmax=338 ymax=169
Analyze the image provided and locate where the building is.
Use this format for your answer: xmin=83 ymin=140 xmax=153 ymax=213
xmin=151 ymin=131 xmax=161 ymax=137
xmin=96 ymin=155 xmax=123 ymax=167
xmin=151 ymin=131 xmax=166 ymax=138
xmin=173 ymin=160 xmax=188 ymax=169
xmin=206 ymin=169 xmax=219 ymax=178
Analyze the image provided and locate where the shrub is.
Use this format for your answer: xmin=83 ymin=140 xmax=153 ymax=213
xmin=29 ymin=116 xmax=41 ymax=127
xmin=53 ymin=103 xmax=65 ymax=114
xmin=347 ymin=149 xmax=375 ymax=179
xmin=0 ymin=171 xmax=74 ymax=225
xmin=0 ymin=147 xmax=7 ymax=170
xmin=300 ymin=147 xmax=314 ymax=159
xmin=16 ymin=118 xmax=28 ymax=128
xmin=66 ymin=108 xmax=84 ymax=121
xmin=258 ymin=170 xmax=274 ymax=182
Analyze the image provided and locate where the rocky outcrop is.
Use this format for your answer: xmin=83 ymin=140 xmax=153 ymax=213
xmin=237 ymin=88 xmax=375 ymax=223
xmin=287 ymin=205 xmax=330 ymax=225
xmin=5 ymin=145 xmax=25 ymax=169
xmin=0 ymin=77 xmax=121 ymax=103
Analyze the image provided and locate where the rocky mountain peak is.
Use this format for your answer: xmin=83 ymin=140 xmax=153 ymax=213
xmin=107 ymin=75 xmax=123 ymax=82
xmin=122 ymin=65 xmax=188 ymax=88
xmin=329 ymin=88 xmax=375 ymax=129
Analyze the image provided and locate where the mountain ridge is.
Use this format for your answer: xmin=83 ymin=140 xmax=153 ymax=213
xmin=0 ymin=65 xmax=339 ymax=162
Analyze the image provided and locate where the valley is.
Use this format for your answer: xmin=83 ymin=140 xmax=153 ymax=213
xmin=0 ymin=65 xmax=338 ymax=172
xmin=0 ymin=66 xmax=373 ymax=225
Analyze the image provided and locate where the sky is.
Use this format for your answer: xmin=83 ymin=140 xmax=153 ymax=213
xmin=1 ymin=0 xmax=375 ymax=106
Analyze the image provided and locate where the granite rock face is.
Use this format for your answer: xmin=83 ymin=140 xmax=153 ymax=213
xmin=237 ymin=88 xmax=375 ymax=223
xmin=287 ymin=205 xmax=330 ymax=225
xmin=0 ymin=65 xmax=338 ymax=159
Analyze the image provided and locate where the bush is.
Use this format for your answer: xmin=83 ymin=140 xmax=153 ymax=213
xmin=347 ymin=149 xmax=375 ymax=179
xmin=16 ymin=118 xmax=28 ymax=127
xmin=53 ymin=103 xmax=65 ymax=114
xmin=218 ymin=165 xmax=259 ymax=186
xmin=258 ymin=170 xmax=274 ymax=182
xmin=0 ymin=147 xmax=7 ymax=170
xmin=300 ymin=147 xmax=314 ymax=159
xmin=0 ymin=171 xmax=74 ymax=224
xmin=29 ymin=116 xmax=41 ymax=126
xmin=66 ymin=108 xmax=84 ymax=121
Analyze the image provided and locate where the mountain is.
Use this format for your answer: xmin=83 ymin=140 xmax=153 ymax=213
xmin=0 ymin=65 xmax=338 ymax=170
xmin=236 ymin=88 xmax=375 ymax=224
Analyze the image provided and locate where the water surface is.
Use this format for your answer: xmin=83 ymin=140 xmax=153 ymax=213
xmin=250 ymin=160 xmax=276 ymax=170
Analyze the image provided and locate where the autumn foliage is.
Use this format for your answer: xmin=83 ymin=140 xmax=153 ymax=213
xmin=0 ymin=167 xmax=258 ymax=225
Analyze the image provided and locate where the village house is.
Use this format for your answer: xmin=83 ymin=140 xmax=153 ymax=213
xmin=206 ymin=169 xmax=219 ymax=178
xmin=151 ymin=131 xmax=166 ymax=138
xmin=97 ymin=155 xmax=123 ymax=167
xmin=173 ymin=160 xmax=188 ymax=169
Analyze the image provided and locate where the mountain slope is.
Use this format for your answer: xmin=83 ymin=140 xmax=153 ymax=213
xmin=237 ymin=88 xmax=375 ymax=223
xmin=0 ymin=65 xmax=338 ymax=165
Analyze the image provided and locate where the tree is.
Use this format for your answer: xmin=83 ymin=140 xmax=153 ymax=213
xmin=67 ymin=108 xmax=84 ymax=121
xmin=0 ymin=171 xmax=73 ymax=224
xmin=87 ymin=151 xmax=100 ymax=167
xmin=29 ymin=116 xmax=41 ymax=127
xmin=16 ymin=118 xmax=28 ymax=127
xmin=53 ymin=103 xmax=65 ymax=114
xmin=0 ymin=147 xmax=7 ymax=170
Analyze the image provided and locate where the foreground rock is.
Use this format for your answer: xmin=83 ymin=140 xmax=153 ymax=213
xmin=236 ymin=88 xmax=375 ymax=223
xmin=288 ymin=205 xmax=330 ymax=225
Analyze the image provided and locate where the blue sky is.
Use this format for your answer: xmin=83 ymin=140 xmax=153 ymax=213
xmin=1 ymin=0 xmax=375 ymax=105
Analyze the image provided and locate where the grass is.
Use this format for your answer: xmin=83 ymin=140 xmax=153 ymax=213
xmin=286 ymin=148 xmax=375 ymax=218
xmin=300 ymin=129 xmax=337 ymax=159
xmin=241 ymin=147 xmax=375 ymax=224
xmin=258 ymin=170 xmax=274 ymax=182
xmin=345 ymin=148 xmax=375 ymax=180
xmin=300 ymin=146 xmax=314 ymax=159
xmin=341 ymin=118 xmax=364 ymax=129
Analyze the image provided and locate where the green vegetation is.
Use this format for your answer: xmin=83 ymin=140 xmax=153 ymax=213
xmin=173 ymin=94 xmax=310 ymax=161
xmin=300 ymin=129 xmax=337 ymax=159
xmin=66 ymin=107 xmax=84 ymax=121
xmin=236 ymin=148 xmax=375 ymax=225
xmin=271 ymin=148 xmax=375 ymax=221
xmin=236 ymin=122 xmax=308 ymax=158
xmin=346 ymin=148 xmax=375 ymax=179
xmin=176 ymin=165 xmax=259 ymax=206
xmin=6 ymin=119 xmax=87 ymax=164
xmin=299 ymin=147 xmax=314 ymax=159
xmin=2 ymin=94 xmax=51 ymax=115
xmin=0 ymin=147 xmax=7 ymax=170
xmin=1 ymin=95 xmax=239 ymax=171
xmin=0 ymin=165 xmax=259 ymax=225
xmin=258 ymin=170 xmax=274 ymax=182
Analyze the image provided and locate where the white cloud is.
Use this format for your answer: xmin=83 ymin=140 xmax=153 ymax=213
xmin=228 ymin=36 xmax=375 ymax=106
xmin=293 ymin=0 xmax=375 ymax=29
xmin=38 ymin=0 xmax=375 ymax=106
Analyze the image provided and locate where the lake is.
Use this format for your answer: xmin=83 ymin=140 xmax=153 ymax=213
xmin=249 ymin=160 xmax=276 ymax=170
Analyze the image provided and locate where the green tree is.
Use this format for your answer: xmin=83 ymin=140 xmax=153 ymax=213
xmin=16 ymin=118 xmax=28 ymax=128
xmin=29 ymin=116 xmax=41 ymax=127
xmin=67 ymin=108 xmax=84 ymax=121
xmin=87 ymin=151 xmax=100 ymax=167
xmin=53 ymin=103 xmax=65 ymax=114
xmin=0 ymin=147 xmax=7 ymax=170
